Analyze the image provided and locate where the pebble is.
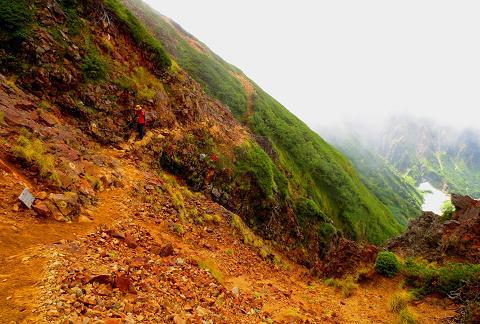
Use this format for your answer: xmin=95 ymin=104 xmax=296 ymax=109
xmin=176 ymin=258 xmax=185 ymax=265
xmin=232 ymin=287 xmax=239 ymax=296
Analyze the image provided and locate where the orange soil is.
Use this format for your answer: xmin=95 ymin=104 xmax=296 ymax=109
xmin=0 ymin=150 xmax=457 ymax=323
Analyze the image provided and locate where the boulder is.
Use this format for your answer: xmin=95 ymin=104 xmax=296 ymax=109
xmin=48 ymin=192 xmax=80 ymax=216
xmin=32 ymin=200 xmax=51 ymax=218
xmin=43 ymin=199 xmax=66 ymax=222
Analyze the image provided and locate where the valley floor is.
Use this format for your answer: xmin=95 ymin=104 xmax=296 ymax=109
xmin=0 ymin=148 xmax=457 ymax=323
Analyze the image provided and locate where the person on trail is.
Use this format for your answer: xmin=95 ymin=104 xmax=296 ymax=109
xmin=134 ymin=104 xmax=146 ymax=140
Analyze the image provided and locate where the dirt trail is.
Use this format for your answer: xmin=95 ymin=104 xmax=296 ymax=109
xmin=0 ymin=154 xmax=142 ymax=322
xmin=0 ymin=149 xmax=457 ymax=323
xmin=234 ymin=73 xmax=255 ymax=119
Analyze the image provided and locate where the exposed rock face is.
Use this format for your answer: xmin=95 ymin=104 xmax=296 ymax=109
xmin=319 ymin=237 xmax=379 ymax=278
xmin=388 ymin=194 xmax=480 ymax=263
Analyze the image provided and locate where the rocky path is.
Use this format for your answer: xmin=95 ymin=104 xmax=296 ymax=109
xmin=234 ymin=73 xmax=255 ymax=120
xmin=0 ymin=150 xmax=457 ymax=323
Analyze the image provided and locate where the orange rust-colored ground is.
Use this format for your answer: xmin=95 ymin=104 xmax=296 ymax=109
xmin=0 ymin=151 xmax=458 ymax=323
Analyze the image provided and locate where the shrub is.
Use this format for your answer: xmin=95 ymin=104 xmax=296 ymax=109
xmin=375 ymin=251 xmax=400 ymax=277
xmin=440 ymin=200 xmax=455 ymax=222
xmin=294 ymin=198 xmax=330 ymax=222
xmin=0 ymin=0 xmax=32 ymax=42
xmin=437 ymin=263 xmax=480 ymax=296
xmin=82 ymin=50 xmax=108 ymax=80
xmin=402 ymin=259 xmax=480 ymax=300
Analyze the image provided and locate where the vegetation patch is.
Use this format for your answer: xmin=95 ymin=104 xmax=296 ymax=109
xmin=398 ymin=308 xmax=417 ymax=324
xmin=113 ymin=67 xmax=164 ymax=101
xmin=324 ymin=275 xmax=359 ymax=298
xmin=402 ymin=259 xmax=480 ymax=298
xmin=0 ymin=0 xmax=33 ymax=42
xmin=198 ymin=259 xmax=224 ymax=284
xmin=440 ymin=200 xmax=455 ymax=222
xmin=375 ymin=251 xmax=400 ymax=277
xmin=12 ymin=130 xmax=61 ymax=186
xmin=234 ymin=142 xmax=277 ymax=199
xmin=389 ymin=291 xmax=412 ymax=313
xmin=82 ymin=49 xmax=108 ymax=81
xmin=104 ymin=0 xmax=171 ymax=71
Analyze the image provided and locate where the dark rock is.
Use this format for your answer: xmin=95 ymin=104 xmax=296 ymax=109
xmin=107 ymin=229 xmax=125 ymax=240
xmin=32 ymin=200 xmax=51 ymax=218
xmin=157 ymin=242 xmax=174 ymax=257
xmin=87 ymin=274 xmax=112 ymax=285
xmin=114 ymin=274 xmax=131 ymax=293
xmin=125 ymin=232 xmax=137 ymax=248
xmin=389 ymin=194 xmax=480 ymax=263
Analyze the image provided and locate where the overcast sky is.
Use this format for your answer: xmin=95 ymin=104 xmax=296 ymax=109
xmin=143 ymin=0 xmax=480 ymax=129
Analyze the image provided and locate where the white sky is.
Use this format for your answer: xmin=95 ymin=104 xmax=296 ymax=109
xmin=143 ymin=0 xmax=480 ymax=129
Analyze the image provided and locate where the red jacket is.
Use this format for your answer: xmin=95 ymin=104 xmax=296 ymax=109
xmin=135 ymin=110 xmax=145 ymax=125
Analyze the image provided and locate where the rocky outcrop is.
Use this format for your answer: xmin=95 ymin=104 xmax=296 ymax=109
xmin=388 ymin=194 xmax=480 ymax=263
xmin=318 ymin=237 xmax=379 ymax=277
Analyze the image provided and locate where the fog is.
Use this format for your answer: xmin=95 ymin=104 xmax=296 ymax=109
xmin=143 ymin=0 xmax=480 ymax=130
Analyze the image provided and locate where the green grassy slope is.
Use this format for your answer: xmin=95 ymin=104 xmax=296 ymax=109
xmin=121 ymin=0 xmax=404 ymax=243
xmin=322 ymin=133 xmax=423 ymax=226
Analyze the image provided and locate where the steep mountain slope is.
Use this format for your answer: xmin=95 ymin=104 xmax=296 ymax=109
xmin=0 ymin=1 xmax=466 ymax=322
xmin=321 ymin=130 xmax=423 ymax=226
xmin=0 ymin=0 xmax=400 ymax=270
xmin=120 ymin=0 xmax=403 ymax=244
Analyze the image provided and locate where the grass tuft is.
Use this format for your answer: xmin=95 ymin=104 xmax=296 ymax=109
xmin=389 ymin=291 xmax=412 ymax=313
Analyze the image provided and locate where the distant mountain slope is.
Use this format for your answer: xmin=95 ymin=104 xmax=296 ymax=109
xmin=376 ymin=116 xmax=480 ymax=197
xmin=321 ymin=130 xmax=423 ymax=226
xmin=122 ymin=0 xmax=404 ymax=244
xmin=323 ymin=116 xmax=480 ymax=199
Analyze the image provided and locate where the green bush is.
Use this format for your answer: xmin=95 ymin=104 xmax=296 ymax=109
xmin=375 ymin=251 xmax=400 ymax=277
xmin=440 ymin=200 xmax=455 ymax=222
xmin=0 ymin=0 xmax=32 ymax=41
xmin=82 ymin=50 xmax=108 ymax=80
xmin=104 ymin=0 xmax=171 ymax=71
xmin=234 ymin=142 xmax=277 ymax=199
xmin=402 ymin=259 xmax=480 ymax=299
xmin=437 ymin=263 xmax=480 ymax=296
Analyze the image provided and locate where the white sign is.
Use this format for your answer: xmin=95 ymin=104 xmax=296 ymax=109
xmin=18 ymin=188 xmax=35 ymax=208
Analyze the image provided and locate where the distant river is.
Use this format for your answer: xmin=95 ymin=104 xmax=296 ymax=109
xmin=417 ymin=182 xmax=450 ymax=214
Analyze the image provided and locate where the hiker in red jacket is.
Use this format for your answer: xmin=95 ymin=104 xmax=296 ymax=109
xmin=134 ymin=104 xmax=146 ymax=140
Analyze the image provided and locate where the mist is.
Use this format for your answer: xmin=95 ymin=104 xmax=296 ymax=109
xmin=142 ymin=0 xmax=480 ymax=130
